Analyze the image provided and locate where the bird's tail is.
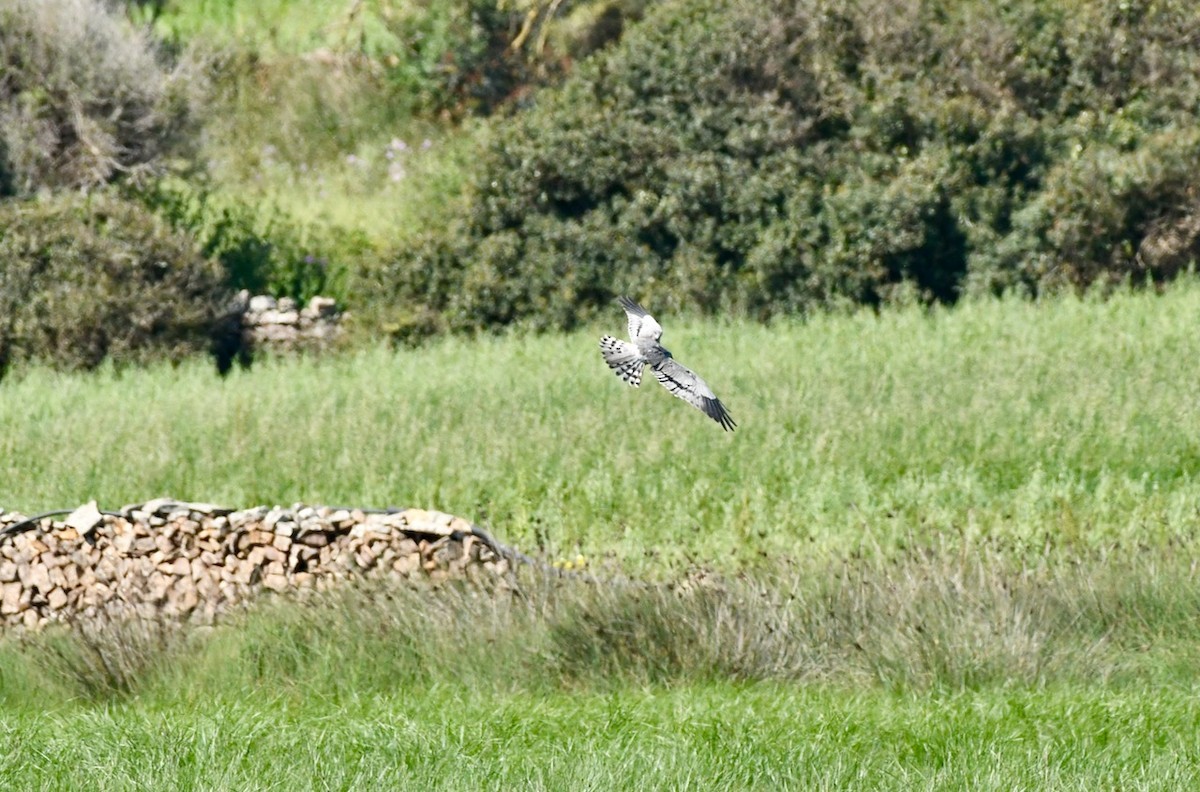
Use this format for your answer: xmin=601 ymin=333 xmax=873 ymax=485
xmin=599 ymin=336 xmax=645 ymax=387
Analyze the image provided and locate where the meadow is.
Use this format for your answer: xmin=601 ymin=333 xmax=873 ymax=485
xmin=3 ymin=284 xmax=1200 ymax=788
xmin=4 ymin=283 xmax=1200 ymax=565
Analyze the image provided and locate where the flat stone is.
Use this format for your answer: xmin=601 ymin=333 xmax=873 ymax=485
xmin=171 ymin=582 xmax=200 ymax=613
xmin=299 ymin=532 xmax=330 ymax=548
xmin=248 ymin=294 xmax=277 ymax=312
xmin=140 ymin=498 xmax=180 ymax=516
xmin=392 ymin=554 xmax=420 ymax=576
xmin=188 ymin=502 xmax=233 ymax=516
xmin=305 ymin=296 xmax=338 ymax=318
xmin=47 ymin=587 xmax=68 ymax=610
xmin=1 ymin=582 xmax=23 ymax=615
xmin=258 ymin=309 xmax=300 ymax=326
xmin=262 ymin=573 xmax=289 ymax=592
xmin=260 ymin=545 xmax=287 ymax=565
xmin=26 ymin=564 xmax=51 ymax=594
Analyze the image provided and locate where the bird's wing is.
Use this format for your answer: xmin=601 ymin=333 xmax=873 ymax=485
xmin=617 ymin=296 xmax=662 ymax=345
xmin=599 ymin=336 xmax=645 ymax=387
xmin=651 ymin=358 xmax=736 ymax=431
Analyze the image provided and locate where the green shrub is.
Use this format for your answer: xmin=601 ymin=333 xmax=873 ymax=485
xmin=978 ymin=127 xmax=1200 ymax=292
xmin=137 ymin=180 xmax=357 ymax=304
xmin=366 ymin=0 xmax=1200 ymax=339
xmin=0 ymin=0 xmax=199 ymax=195
xmin=0 ymin=192 xmax=243 ymax=378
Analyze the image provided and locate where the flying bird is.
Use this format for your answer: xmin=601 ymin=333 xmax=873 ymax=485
xmin=599 ymin=296 xmax=736 ymax=431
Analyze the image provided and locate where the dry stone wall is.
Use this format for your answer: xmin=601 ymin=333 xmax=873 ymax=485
xmin=241 ymin=293 xmax=342 ymax=350
xmin=0 ymin=499 xmax=511 ymax=630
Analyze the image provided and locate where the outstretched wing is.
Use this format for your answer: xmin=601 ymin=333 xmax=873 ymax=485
xmin=599 ymin=336 xmax=645 ymax=387
xmin=651 ymin=358 xmax=736 ymax=431
xmin=617 ymin=296 xmax=663 ymax=347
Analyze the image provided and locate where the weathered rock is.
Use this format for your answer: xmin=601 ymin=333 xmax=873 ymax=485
xmin=47 ymin=587 xmax=68 ymax=610
xmin=1 ymin=582 xmax=23 ymax=614
xmin=305 ymin=296 xmax=337 ymax=318
xmin=25 ymin=564 xmax=51 ymax=595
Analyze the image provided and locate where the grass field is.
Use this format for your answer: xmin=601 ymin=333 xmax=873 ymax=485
xmin=3 ymin=283 xmax=1200 ymax=565
xmin=4 ymin=284 xmax=1200 ymax=788
xmin=3 ymin=683 xmax=1199 ymax=790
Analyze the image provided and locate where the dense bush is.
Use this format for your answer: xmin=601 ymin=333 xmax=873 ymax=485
xmin=365 ymin=0 xmax=1200 ymax=336
xmin=137 ymin=180 xmax=359 ymax=304
xmin=0 ymin=193 xmax=243 ymax=378
xmin=0 ymin=0 xmax=199 ymax=195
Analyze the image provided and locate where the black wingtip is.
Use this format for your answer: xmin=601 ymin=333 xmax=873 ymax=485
xmin=617 ymin=295 xmax=647 ymax=316
xmin=706 ymin=398 xmax=736 ymax=432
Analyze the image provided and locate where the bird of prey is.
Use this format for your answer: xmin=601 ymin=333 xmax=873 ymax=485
xmin=599 ymin=296 xmax=736 ymax=431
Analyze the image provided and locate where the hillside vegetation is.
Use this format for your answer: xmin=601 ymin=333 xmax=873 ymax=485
xmin=3 ymin=0 xmax=1200 ymax=368
xmin=375 ymin=0 xmax=1200 ymax=334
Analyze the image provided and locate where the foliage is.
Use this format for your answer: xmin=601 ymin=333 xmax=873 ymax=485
xmin=0 ymin=0 xmax=199 ymax=195
xmin=0 ymin=192 xmax=242 ymax=378
xmin=142 ymin=0 xmax=580 ymax=120
xmin=10 ymin=542 xmax=1200 ymax=700
xmin=137 ymin=179 xmax=359 ymax=303
xmin=3 ymin=284 xmax=1200 ymax=787
xmin=369 ymin=0 xmax=1200 ymax=338
xmin=4 ymin=545 xmax=1200 ymax=787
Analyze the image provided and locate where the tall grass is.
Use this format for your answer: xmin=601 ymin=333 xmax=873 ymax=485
xmin=4 ymin=284 xmax=1200 ymax=567
xmin=9 ymin=542 xmax=1198 ymax=707
xmin=3 ymin=547 xmax=1200 ymax=788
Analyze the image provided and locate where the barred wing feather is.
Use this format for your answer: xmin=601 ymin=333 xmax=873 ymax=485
xmin=599 ymin=335 xmax=645 ymax=387
xmin=652 ymin=358 xmax=736 ymax=431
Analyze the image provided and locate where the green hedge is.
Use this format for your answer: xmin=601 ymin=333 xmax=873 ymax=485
xmin=0 ymin=0 xmax=198 ymax=195
xmin=364 ymin=0 xmax=1200 ymax=338
xmin=0 ymin=193 xmax=242 ymax=378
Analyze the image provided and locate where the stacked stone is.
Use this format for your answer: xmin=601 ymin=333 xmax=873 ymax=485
xmin=0 ymin=500 xmax=508 ymax=630
xmin=243 ymin=293 xmax=341 ymax=349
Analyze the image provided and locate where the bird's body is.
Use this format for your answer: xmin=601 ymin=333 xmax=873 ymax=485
xmin=599 ymin=296 xmax=736 ymax=431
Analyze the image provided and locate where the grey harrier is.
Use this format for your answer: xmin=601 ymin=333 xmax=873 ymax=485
xmin=599 ymin=296 xmax=736 ymax=431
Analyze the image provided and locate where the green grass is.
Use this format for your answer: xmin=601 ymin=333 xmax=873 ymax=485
xmin=6 ymin=285 xmax=1200 ymax=786
xmin=3 ymin=683 xmax=1199 ymax=790
xmin=4 ymin=566 xmax=1200 ymax=789
xmin=1 ymin=552 xmax=1198 ymax=787
xmin=224 ymin=123 xmax=475 ymax=245
xmin=4 ymin=284 xmax=1200 ymax=566
xmin=142 ymin=0 xmax=482 ymax=246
